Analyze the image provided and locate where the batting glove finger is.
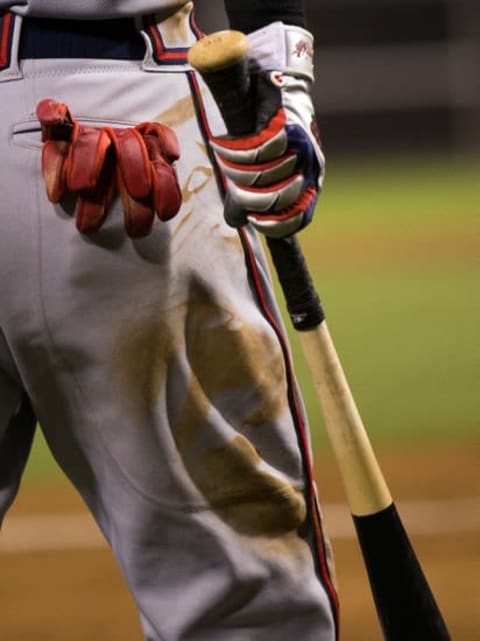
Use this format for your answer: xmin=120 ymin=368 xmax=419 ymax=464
xmin=37 ymin=99 xmax=117 ymax=234
xmin=108 ymin=123 xmax=182 ymax=237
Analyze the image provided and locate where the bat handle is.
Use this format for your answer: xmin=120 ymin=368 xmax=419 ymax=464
xmin=188 ymin=33 xmax=325 ymax=330
xmin=265 ymin=236 xmax=325 ymax=330
xmin=188 ymin=30 xmax=257 ymax=135
xmin=199 ymin=62 xmax=257 ymax=136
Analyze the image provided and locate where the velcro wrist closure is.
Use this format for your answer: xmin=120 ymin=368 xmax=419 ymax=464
xmin=246 ymin=21 xmax=314 ymax=82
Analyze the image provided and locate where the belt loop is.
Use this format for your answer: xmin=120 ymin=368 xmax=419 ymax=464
xmin=0 ymin=12 xmax=22 ymax=82
xmin=140 ymin=2 xmax=203 ymax=72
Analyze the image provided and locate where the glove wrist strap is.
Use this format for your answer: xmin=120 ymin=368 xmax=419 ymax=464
xmin=246 ymin=21 xmax=314 ymax=83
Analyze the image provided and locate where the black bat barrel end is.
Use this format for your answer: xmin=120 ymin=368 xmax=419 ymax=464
xmin=353 ymin=504 xmax=451 ymax=641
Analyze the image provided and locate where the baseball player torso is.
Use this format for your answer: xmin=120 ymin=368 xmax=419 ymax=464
xmin=0 ymin=4 xmax=338 ymax=640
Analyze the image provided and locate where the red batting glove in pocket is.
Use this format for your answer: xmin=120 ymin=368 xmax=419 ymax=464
xmin=36 ymin=99 xmax=182 ymax=237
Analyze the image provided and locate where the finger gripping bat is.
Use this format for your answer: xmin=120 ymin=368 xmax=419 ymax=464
xmin=188 ymin=31 xmax=451 ymax=641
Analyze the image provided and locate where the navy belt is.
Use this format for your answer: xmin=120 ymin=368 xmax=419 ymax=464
xmin=19 ymin=17 xmax=146 ymax=60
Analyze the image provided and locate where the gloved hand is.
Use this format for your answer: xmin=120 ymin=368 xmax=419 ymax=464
xmin=209 ymin=22 xmax=324 ymax=239
xmin=36 ymin=99 xmax=182 ymax=237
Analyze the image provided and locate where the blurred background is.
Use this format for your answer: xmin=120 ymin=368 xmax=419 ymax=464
xmin=197 ymin=0 xmax=480 ymax=155
xmin=2 ymin=3 xmax=479 ymax=641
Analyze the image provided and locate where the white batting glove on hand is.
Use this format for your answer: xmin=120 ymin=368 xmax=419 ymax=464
xmin=210 ymin=22 xmax=324 ymax=239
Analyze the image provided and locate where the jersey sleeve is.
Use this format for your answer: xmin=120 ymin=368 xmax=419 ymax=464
xmin=224 ymin=0 xmax=306 ymax=33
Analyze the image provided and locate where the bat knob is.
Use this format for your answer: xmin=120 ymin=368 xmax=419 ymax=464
xmin=188 ymin=30 xmax=256 ymax=135
xmin=187 ymin=30 xmax=249 ymax=73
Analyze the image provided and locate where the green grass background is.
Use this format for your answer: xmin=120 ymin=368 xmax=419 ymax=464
xmin=24 ymin=153 xmax=479 ymax=485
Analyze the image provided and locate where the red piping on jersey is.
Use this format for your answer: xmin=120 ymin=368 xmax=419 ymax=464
xmin=238 ymin=227 xmax=340 ymax=631
xmin=186 ymin=68 xmax=340 ymax=637
xmin=188 ymin=10 xmax=204 ymax=40
xmin=143 ymin=10 xmax=203 ymax=64
xmin=0 ymin=12 xmax=13 ymax=69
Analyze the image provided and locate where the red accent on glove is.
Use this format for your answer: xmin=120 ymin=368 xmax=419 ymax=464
xmin=247 ymin=186 xmax=317 ymax=224
xmin=217 ymin=150 xmax=297 ymax=176
xmin=211 ymin=108 xmax=286 ymax=154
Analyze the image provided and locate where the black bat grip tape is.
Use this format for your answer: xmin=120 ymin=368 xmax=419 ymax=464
xmin=200 ymin=61 xmax=325 ymax=330
xmin=200 ymin=60 xmax=257 ymax=136
xmin=266 ymin=236 xmax=325 ymax=330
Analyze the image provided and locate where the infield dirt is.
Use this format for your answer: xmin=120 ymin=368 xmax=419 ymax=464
xmin=2 ymin=442 xmax=478 ymax=641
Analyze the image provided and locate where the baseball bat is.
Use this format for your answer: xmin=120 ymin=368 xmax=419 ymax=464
xmin=188 ymin=31 xmax=451 ymax=641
